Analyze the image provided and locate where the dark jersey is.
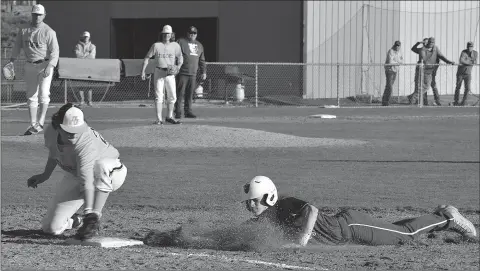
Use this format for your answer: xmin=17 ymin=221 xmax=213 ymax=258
xmin=252 ymin=196 xmax=348 ymax=245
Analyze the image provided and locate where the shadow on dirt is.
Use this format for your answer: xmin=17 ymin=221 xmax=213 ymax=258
xmin=1 ymin=229 xmax=70 ymax=243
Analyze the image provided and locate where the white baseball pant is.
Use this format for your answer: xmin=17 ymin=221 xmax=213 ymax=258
xmin=154 ymin=68 xmax=176 ymax=105
xmin=41 ymin=158 xmax=127 ymax=235
xmin=24 ymin=61 xmax=54 ymax=107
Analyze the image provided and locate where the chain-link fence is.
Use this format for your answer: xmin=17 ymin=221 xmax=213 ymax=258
xmin=2 ymin=59 xmax=479 ymax=107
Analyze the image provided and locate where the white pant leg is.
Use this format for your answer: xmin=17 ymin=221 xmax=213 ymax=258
xmin=25 ymin=62 xmax=53 ymax=107
xmin=154 ymin=68 xmax=166 ymax=105
xmin=164 ymin=75 xmax=177 ymax=105
xmin=94 ymin=158 xmax=127 ymax=193
xmin=42 ymin=173 xmax=84 ymax=235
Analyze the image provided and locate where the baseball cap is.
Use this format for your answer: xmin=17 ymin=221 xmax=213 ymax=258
xmin=82 ymin=31 xmax=90 ymax=37
xmin=467 ymin=41 xmax=474 ymax=47
xmin=60 ymin=107 xmax=89 ymax=134
xmin=161 ymin=25 xmax=173 ymax=34
xmin=188 ymin=26 xmax=198 ymax=34
xmin=31 ymin=4 xmax=45 ymax=15
xmin=394 ymin=41 xmax=401 ymax=46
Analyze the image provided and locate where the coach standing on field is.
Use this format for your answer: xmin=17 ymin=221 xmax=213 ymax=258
xmin=9 ymin=4 xmax=59 ymax=135
xmin=174 ymin=26 xmax=207 ymax=119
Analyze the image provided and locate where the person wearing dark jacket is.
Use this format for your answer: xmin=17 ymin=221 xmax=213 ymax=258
xmin=174 ymin=26 xmax=207 ymax=119
xmin=418 ymin=38 xmax=455 ymax=106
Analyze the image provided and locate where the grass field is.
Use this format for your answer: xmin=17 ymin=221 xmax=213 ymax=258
xmin=1 ymin=106 xmax=479 ymax=270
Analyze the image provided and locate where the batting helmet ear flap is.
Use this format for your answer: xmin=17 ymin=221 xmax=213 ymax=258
xmin=265 ymin=191 xmax=278 ymax=207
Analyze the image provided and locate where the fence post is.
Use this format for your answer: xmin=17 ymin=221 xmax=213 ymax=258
xmin=255 ymin=64 xmax=258 ymax=108
xmin=336 ymin=63 xmax=340 ymax=107
xmin=64 ymin=80 xmax=68 ymax=104
xmin=419 ymin=62 xmax=423 ymax=108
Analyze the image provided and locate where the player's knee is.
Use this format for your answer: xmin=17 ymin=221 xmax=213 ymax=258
xmin=167 ymin=96 xmax=177 ymax=104
xmin=38 ymin=96 xmax=50 ymax=104
xmin=27 ymin=97 xmax=39 ymax=108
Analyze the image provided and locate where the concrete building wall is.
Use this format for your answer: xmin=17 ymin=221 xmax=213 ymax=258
xmin=39 ymin=0 xmax=303 ymax=62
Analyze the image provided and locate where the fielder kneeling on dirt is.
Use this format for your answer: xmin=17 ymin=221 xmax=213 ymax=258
xmin=242 ymin=176 xmax=477 ymax=247
xmin=27 ymin=103 xmax=128 ymax=240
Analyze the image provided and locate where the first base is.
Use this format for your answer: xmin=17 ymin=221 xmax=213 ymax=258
xmin=65 ymin=236 xmax=144 ymax=248
xmin=309 ymin=114 xmax=337 ymax=119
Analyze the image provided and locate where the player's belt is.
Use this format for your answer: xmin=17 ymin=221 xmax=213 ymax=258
xmin=156 ymin=67 xmax=167 ymax=70
xmin=28 ymin=59 xmax=49 ymax=64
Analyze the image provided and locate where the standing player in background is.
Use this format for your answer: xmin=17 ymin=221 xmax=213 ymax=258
xmin=242 ymin=176 xmax=477 ymax=247
xmin=8 ymin=4 xmax=59 ymax=135
xmin=74 ymin=31 xmax=96 ymax=107
xmin=418 ymin=38 xmax=455 ymax=106
xmin=382 ymin=41 xmax=403 ymax=106
xmin=453 ymin=42 xmax=478 ymax=106
xmin=174 ymin=26 xmax=207 ymax=119
xmin=141 ymin=25 xmax=183 ymax=125
xmin=27 ymin=103 xmax=128 ymax=240
xmin=408 ymin=38 xmax=442 ymax=106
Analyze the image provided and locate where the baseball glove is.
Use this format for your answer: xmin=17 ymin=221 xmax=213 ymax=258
xmin=2 ymin=62 xmax=15 ymax=80
xmin=167 ymin=65 xmax=179 ymax=76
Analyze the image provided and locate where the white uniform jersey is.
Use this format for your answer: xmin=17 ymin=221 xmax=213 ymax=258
xmin=11 ymin=22 xmax=60 ymax=67
xmin=44 ymin=125 xmax=119 ymax=179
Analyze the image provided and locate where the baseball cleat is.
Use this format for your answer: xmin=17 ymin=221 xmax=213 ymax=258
xmin=435 ymin=205 xmax=477 ymax=239
xmin=184 ymin=112 xmax=197 ymax=118
xmin=71 ymin=213 xmax=83 ymax=229
xmin=153 ymin=120 xmax=163 ymax=125
xmin=74 ymin=213 xmax=100 ymax=241
xmin=34 ymin=123 xmax=44 ymax=133
xmin=174 ymin=113 xmax=182 ymax=119
xmin=165 ymin=118 xmax=181 ymax=125
xmin=24 ymin=124 xmax=39 ymax=135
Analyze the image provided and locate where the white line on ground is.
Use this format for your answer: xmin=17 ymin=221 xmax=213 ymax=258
xmin=122 ymin=248 xmax=324 ymax=270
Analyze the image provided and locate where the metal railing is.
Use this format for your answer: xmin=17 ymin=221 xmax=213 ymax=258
xmin=2 ymin=59 xmax=479 ymax=107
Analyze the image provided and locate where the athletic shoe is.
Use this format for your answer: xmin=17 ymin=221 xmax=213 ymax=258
xmin=153 ymin=120 xmax=163 ymax=125
xmin=34 ymin=123 xmax=44 ymax=133
xmin=74 ymin=213 xmax=100 ymax=240
xmin=71 ymin=213 xmax=83 ymax=229
xmin=435 ymin=205 xmax=477 ymax=239
xmin=86 ymin=102 xmax=94 ymax=107
xmin=165 ymin=118 xmax=181 ymax=125
xmin=24 ymin=124 xmax=39 ymax=136
xmin=175 ymin=113 xmax=182 ymax=119
xmin=184 ymin=112 xmax=197 ymax=118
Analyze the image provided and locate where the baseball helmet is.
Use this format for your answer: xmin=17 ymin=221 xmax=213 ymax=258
xmin=243 ymin=176 xmax=278 ymax=206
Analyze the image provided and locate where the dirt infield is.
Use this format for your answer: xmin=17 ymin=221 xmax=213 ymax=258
xmin=1 ymin=107 xmax=479 ymax=270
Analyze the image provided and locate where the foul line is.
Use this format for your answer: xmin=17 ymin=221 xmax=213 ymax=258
xmin=122 ymin=247 xmax=323 ymax=270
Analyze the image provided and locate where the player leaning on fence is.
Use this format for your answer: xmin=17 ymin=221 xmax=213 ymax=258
xmin=8 ymin=4 xmax=59 ymax=136
xmin=141 ymin=25 xmax=183 ymax=125
xmin=417 ymin=38 xmax=455 ymax=106
xmin=453 ymin=42 xmax=478 ymax=106
xmin=407 ymin=38 xmax=442 ymax=106
xmin=74 ymin=31 xmax=97 ymax=107
xmin=382 ymin=41 xmax=403 ymax=106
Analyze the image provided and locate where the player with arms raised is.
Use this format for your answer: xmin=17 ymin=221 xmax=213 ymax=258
xmin=27 ymin=103 xmax=128 ymax=240
xmin=243 ymin=176 xmax=477 ymax=247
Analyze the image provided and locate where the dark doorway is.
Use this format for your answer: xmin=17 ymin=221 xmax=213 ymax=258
xmin=111 ymin=17 xmax=218 ymax=62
